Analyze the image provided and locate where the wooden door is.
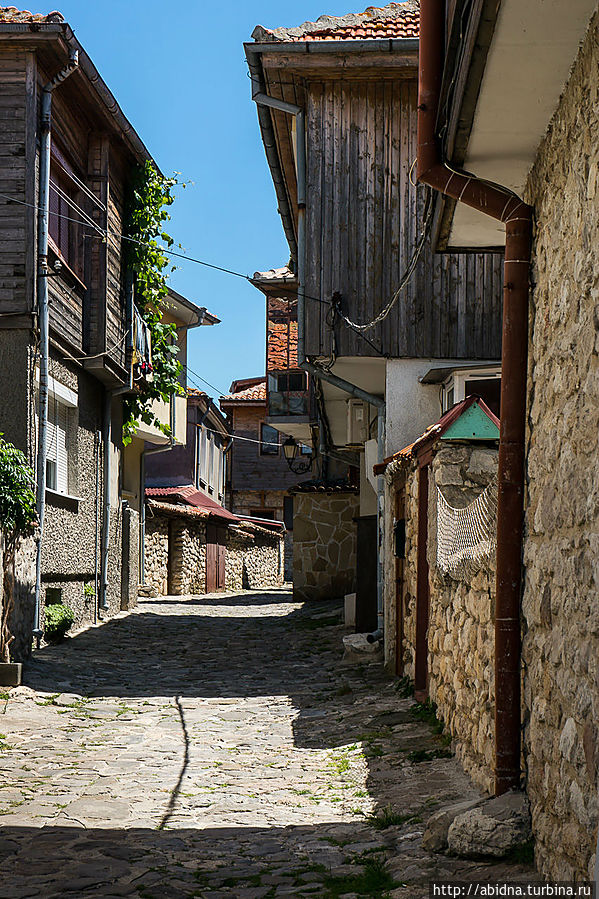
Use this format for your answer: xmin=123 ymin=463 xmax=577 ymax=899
xmin=355 ymin=515 xmax=378 ymax=633
xmin=394 ymin=488 xmax=406 ymax=676
xmin=206 ymin=523 xmax=217 ymax=593
xmin=216 ymin=526 xmax=227 ymax=591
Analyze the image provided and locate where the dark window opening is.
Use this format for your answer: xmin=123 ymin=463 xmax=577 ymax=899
xmin=465 ymin=378 xmax=501 ymax=419
xmin=260 ymin=423 xmax=279 ymax=455
xmin=283 ymin=496 xmax=294 ymax=530
xmin=250 ymin=509 xmax=276 ymax=520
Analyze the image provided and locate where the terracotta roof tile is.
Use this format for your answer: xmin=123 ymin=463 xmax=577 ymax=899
xmin=0 ymin=6 xmax=63 ymax=22
xmin=252 ymin=1 xmax=419 ymax=44
xmin=220 ymin=379 xmax=267 ymax=403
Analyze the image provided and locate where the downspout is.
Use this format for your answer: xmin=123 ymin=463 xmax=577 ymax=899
xmin=99 ymin=390 xmax=112 ymax=613
xmin=99 ymin=278 xmax=135 ymax=615
xmin=250 ymin=64 xmax=387 ymax=637
xmin=33 ymin=48 xmax=79 ymax=643
xmin=417 ymin=0 xmax=532 ymax=795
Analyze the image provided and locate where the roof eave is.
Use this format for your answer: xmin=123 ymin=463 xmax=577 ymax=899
xmin=0 ymin=22 xmax=156 ymax=170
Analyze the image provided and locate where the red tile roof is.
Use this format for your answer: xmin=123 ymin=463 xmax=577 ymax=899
xmin=146 ymin=486 xmax=239 ymax=523
xmin=0 ymin=6 xmax=63 ymax=22
xmin=220 ymin=379 xmax=267 ymax=403
xmin=252 ymin=1 xmax=419 ymax=43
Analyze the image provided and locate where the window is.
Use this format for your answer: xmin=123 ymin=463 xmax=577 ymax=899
xmin=442 ymin=367 xmax=501 ymax=417
xmin=36 ymin=374 xmax=77 ymax=497
xmin=260 ymin=423 xmax=279 ymax=455
xmin=250 ymin=509 xmax=276 ymax=520
xmin=46 ymin=394 xmax=74 ymax=496
xmin=283 ymin=496 xmax=294 ymax=530
xmin=48 ymin=149 xmax=85 ymax=280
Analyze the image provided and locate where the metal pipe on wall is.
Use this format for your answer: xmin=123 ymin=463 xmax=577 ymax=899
xmin=33 ymin=49 xmax=79 ymax=642
xmin=417 ymin=0 xmax=532 ymax=795
xmin=99 ymin=390 xmax=112 ymax=613
xmin=251 ymin=76 xmax=387 ymax=637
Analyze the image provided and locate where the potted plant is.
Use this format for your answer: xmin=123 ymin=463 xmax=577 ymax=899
xmin=44 ymin=603 xmax=75 ymax=644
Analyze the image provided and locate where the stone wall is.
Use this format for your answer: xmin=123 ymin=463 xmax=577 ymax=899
xmin=292 ymin=490 xmax=359 ymax=602
xmin=522 ymin=9 xmax=599 ymax=881
xmin=144 ymin=510 xmax=284 ymax=596
xmin=427 ymin=444 xmax=498 ymax=795
xmin=144 ymin=516 xmax=169 ymax=595
xmin=0 ymin=531 xmax=36 ymax=663
xmin=226 ymin=527 xmax=283 ymax=591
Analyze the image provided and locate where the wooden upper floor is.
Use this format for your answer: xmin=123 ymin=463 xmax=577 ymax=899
xmin=0 ymin=19 xmax=155 ymax=386
xmin=246 ymin=12 xmax=504 ymax=362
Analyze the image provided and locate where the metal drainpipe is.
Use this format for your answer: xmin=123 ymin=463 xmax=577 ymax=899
xmin=33 ymin=49 xmax=79 ymax=642
xmin=417 ymin=0 xmax=532 ymax=795
xmin=252 ymin=82 xmax=387 ymax=638
xmin=99 ymin=389 xmax=112 ymax=613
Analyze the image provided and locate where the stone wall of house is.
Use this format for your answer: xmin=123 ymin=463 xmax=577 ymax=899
xmin=523 ymin=9 xmax=599 ymax=881
xmin=169 ymin=520 xmax=206 ymax=595
xmin=427 ymin=444 xmax=498 ymax=795
xmin=400 ymin=465 xmax=419 ymax=680
xmin=292 ymin=491 xmax=359 ymax=602
xmin=226 ymin=527 xmax=284 ymax=591
xmin=144 ymin=516 xmax=169 ymax=595
xmin=0 ymin=530 xmax=36 ymax=663
xmin=144 ymin=511 xmax=284 ymax=596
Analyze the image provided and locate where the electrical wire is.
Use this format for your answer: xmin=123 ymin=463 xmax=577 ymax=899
xmin=335 ymin=184 xmax=434 ymax=332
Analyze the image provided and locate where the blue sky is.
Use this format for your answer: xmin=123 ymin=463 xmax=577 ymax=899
xmin=54 ymin=0 xmax=358 ymax=399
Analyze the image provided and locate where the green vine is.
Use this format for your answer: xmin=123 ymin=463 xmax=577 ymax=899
xmin=0 ymin=434 xmax=36 ymax=662
xmin=122 ymin=161 xmax=185 ymax=445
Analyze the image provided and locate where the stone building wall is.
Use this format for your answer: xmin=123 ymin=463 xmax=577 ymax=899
xmin=400 ymin=466 xmax=419 ymax=680
xmin=144 ymin=516 xmax=169 ymax=595
xmin=292 ymin=491 xmax=359 ymax=602
xmin=144 ymin=511 xmax=284 ymax=596
xmin=226 ymin=527 xmax=283 ymax=591
xmin=0 ymin=531 xmax=36 ymax=663
xmin=169 ymin=520 xmax=206 ymax=595
xmin=522 ymin=9 xmax=599 ymax=881
xmin=427 ymin=444 xmax=498 ymax=795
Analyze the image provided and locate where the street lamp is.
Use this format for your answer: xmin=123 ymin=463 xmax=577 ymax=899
xmin=282 ymin=436 xmax=312 ymax=474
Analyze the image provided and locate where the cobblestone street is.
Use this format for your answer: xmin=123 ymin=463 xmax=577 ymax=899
xmin=0 ymin=590 xmax=534 ymax=898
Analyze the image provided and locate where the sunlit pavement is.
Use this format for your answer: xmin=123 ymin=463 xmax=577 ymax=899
xmin=0 ymin=589 xmax=534 ymax=898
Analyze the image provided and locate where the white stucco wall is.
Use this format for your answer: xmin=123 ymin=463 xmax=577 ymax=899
xmin=384 ymin=358 xmax=495 ymax=455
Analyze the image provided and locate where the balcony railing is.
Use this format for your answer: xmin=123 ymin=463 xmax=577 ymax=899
xmin=268 ymin=390 xmax=309 ymax=417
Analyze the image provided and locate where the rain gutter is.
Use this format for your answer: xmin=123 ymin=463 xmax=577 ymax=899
xmin=417 ymin=0 xmax=531 ymax=795
xmin=246 ymin=41 xmax=390 ymax=632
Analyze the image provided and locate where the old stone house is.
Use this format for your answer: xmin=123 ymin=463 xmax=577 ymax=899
xmin=220 ymin=377 xmax=310 ymax=578
xmin=144 ymin=487 xmax=284 ymax=596
xmin=245 ymin=2 xmax=503 ymax=630
xmin=415 ymin=0 xmax=599 ymax=881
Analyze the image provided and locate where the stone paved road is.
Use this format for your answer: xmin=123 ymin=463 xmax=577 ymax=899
xmin=0 ymin=589 xmax=535 ymax=898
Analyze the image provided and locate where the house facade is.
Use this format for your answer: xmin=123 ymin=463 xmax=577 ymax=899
xmin=245 ymin=2 xmax=503 ymax=627
xmin=0 ymin=10 xmax=192 ymax=650
xmin=220 ymin=377 xmax=312 ymax=579
xmin=413 ymin=0 xmax=599 ymax=881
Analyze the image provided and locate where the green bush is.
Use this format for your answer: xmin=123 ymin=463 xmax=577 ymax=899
xmin=44 ymin=604 xmax=75 ymax=644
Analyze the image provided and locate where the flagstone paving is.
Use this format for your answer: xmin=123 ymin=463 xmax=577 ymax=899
xmin=0 ymin=589 xmax=535 ymax=897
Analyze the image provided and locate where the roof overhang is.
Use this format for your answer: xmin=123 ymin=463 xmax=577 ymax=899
xmin=166 ymin=288 xmax=220 ymax=329
xmin=436 ymin=0 xmax=597 ymax=250
xmin=0 ymin=22 xmax=155 ymax=167
xmin=244 ymin=37 xmax=418 ymax=260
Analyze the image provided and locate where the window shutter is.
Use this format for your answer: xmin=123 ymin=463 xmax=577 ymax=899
xmin=56 ymin=401 xmax=69 ymax=494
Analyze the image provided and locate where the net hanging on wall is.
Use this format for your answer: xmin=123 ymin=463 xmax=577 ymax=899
xmin=436 ymin=481 xmax=498 ymax=575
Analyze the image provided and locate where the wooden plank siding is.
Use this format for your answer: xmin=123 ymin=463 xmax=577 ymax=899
xmin=303 ymin=77 xmax=503 ymax=360
xmin=0 ymin=51 xmax=29 ymax=318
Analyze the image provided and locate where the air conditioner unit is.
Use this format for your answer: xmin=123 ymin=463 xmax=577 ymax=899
xmin=347 ymin=399 xmax=369 ymax=446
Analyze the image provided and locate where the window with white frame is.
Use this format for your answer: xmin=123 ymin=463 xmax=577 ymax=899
xmin=442 ymin=366 xmax=501 ymax=417
xmin=35 ymin=374 xmax=77 ymax=497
